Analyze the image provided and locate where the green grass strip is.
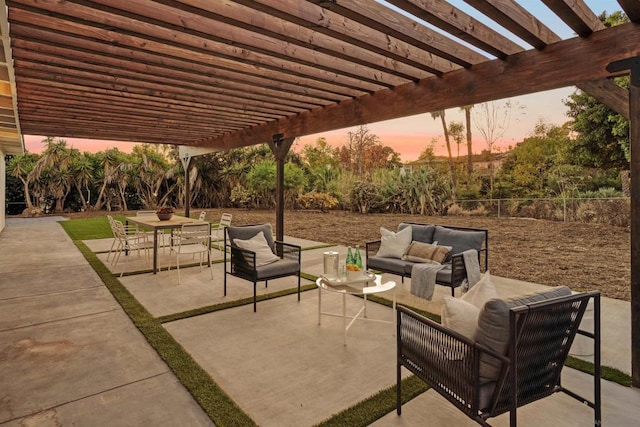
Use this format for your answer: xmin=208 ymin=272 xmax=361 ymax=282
xmin=73 ymin=240 xmax=256 ymax=427
xmin=315 ymin=375 xmax=429 ymax=427
xmin=159 ymin=283 xmax=318 ymax=323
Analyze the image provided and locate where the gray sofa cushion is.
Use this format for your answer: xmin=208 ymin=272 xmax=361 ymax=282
xmin=433 ymin=226 xmax=485 ymax=262
xmin=399 ymin=222 xmax=435 ymax=244
xmin=227 ymin=224 xmax=276 ymax=251
xmin=475 ymin=286 xmax=572 ymax=383
xmin=367 ymin=255 xmax=407 ymax=274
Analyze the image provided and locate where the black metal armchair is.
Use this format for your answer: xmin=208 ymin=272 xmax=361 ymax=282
xmin=396 ymin=289 xmax=601 ymax=426
xmin=224 ymin=224 xmax=301 ymax=312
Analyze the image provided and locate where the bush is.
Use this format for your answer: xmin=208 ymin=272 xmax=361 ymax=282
xmin=576 ymin=198 xmax=629 ymax=227
xmin=295 ymin=192 xmax=339 ymax=212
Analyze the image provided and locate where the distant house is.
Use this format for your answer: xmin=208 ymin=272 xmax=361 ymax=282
xmin=402 ymin=150 xmax=510 ymax=175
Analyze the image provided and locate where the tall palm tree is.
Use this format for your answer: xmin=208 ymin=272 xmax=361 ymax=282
xmin=430 ymin=110 xmax=457 ymax=189
xmin=460 ymin=105 xmax=474 ymax=179
xmin=70 ymin=153 xmax=94 ymax=211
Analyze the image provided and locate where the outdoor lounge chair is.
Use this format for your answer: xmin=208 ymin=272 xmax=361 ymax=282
xmin=396 ymin=288 xmax=601 ymax=426
xmin=224 ymin=224 xmax=301 ymax=312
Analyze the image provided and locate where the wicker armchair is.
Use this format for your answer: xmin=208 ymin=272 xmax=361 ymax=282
xmin=396 ymin=289 xmax=601 ymax=426
xmin=224 ymin=224 xmax=301 ymax=312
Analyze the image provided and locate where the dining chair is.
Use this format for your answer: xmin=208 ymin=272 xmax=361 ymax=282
xmin=110 ymin=218 xmax=153 ymax=277
xmin=212 ymin=213 xmax=232 ymax=252
xmin=168 ymin=222 xmax=213 ymax=284
xmin=136 ymin=210 xmax=167 ymax=252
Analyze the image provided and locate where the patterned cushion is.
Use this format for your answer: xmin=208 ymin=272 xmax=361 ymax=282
xmin=402 ymin=241 xmax=451 ymax=264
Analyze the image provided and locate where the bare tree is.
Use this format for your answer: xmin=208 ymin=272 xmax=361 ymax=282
xmin=473 ymin=100 xmax=524 ymax=197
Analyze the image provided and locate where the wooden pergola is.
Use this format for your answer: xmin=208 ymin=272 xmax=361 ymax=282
xmin=1 ymin=0 xmax=639 ymax=386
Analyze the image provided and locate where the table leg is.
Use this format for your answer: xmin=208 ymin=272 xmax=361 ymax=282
xmin=343 ymin=293 xmax=347 ymax=346
xmin=153 ymin=229 xmax=158 ymax=274
xmin=318 ymin=287 xmax=322 ymax=325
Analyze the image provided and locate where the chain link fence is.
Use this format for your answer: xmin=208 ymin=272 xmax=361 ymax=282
xmin=455 ymin=197 xmax=630 ymax=227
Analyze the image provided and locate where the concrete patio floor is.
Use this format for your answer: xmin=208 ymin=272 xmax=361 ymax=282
xmin=1 ymin=217 xmax=638 ymax=426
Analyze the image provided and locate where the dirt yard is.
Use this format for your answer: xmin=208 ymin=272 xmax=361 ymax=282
xmin=61 ymin=208 xmax=631 ymax=301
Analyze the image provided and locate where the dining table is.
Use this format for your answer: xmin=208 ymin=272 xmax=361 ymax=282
xmin=126 ymin=214 xmax=208 ymax=274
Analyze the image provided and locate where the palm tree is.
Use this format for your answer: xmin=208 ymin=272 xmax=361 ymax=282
xmin=460 ymin=105 xmax=474 ymax=179
xmin=430 ymin=110 xmax=457 ymax=189
xmin=70 ymin=153 xmax=95 ymax=211
xmin=93 ymin=148 xmax=123 ymax=211
xmin=7 ymin=152 xmax=39 ymax=212
xmin=29 ymin=137 xmax=74 ymax=213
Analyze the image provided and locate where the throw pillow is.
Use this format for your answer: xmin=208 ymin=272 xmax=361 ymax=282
xmin=441 ymin=296 xmax=480 ymax=339
xmin=402 ymin=241 xmax=451 ymax=264
xmin=233 ymin=231 xmax=280 ymax=266
xmin=376 ymin=226 xmax=412 ymax=258
xmin=460 ymin=270 xmax=498 ymax=309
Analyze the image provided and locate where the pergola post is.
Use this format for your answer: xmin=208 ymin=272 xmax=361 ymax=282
xmin=180 ymin=153 xmax=193 ymax=218
xmin=607 ymin=57 xmax=640 ymax=387
xmin=268 ymin=133 xmax=296 ymax=241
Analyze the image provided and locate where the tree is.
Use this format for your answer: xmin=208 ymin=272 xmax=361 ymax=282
xmin=564 ymin=80 xmax=629 ymax=169
xmin=474 ymin=100 xmax=523 ymax=197
xmin=340 ymin=125 xmax=379 ymax=176
xmin=430 ymin=110 xmax=457 ymax=188
xmin=447 ymin=121 xmax=465 ymax=159
xmin=460 ymin=105 xmax=474 ymax=178
xmin=7 ymin=152 xmax=39 ymax=211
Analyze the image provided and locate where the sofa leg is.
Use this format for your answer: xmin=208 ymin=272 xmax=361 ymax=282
xmin=451 ymin=287 xmax=455 ymax=297
xmin=253 ymin=281 xmax=257 ymax=312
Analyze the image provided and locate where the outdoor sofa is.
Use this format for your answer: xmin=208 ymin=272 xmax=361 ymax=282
xmin=365 ymin=222 xmax=488 ymax=296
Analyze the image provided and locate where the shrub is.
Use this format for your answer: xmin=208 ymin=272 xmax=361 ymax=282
xmin=295 ymin=192 xmax=339 ymax=212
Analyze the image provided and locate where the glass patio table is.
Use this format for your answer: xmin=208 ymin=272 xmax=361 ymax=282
xmin=316 ymin=273 xmax=396 ymax=345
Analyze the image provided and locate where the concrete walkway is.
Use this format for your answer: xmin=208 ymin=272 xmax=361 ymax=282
xmin=1 ymin=217 xmax=639 ymax=426
xmin=0 ymin=217 xmax=212 ymax=426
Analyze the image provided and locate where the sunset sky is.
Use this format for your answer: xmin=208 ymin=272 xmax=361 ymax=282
xmin=23 ymin=0 xmax=621 ymax=162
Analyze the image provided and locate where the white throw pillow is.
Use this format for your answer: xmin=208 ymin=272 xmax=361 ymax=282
xmin=461 ymin=270 xmax=498 ymax=309
xmin=441 ymin=296 xmax=480 ymax=339
xmin=376 ymin=226 xmax=412 ymax=258
xmin=233 ymin=231 xmax=280 ymax=266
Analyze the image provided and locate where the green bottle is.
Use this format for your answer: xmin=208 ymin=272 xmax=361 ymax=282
xmin=354 ymin=245 xmax=363 ymax=271
xmin=346 ymin=246 xmax=355 ymax=271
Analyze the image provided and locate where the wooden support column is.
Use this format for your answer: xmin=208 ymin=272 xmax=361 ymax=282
xmin=180 ymin=153 xmax=193 ymax=218
xmin=268 ymin=133 xmax=295 ymax=242
xmin=607 ymin=57 xmax=640 ymax=387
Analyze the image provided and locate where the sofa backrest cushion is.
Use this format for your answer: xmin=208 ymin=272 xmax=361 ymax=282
xmin=475 ymin=285 xmax=572 ymax=383
xmin=227 ymin=224 xmax=276 ymax=251
xmin=433 ymin=226 xmax=485 ymax=262
xmin=398 ymin=222 xmax=435 ymax=244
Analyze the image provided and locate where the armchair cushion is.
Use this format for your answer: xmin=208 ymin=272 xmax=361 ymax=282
xmin=255 ymin=258 xmax=300 ymax=280
xmin=461 ymin=270 xmax=497 ymax=309
xmin=441 ymin=270 xmax=497 ymax=339
xmin=233 ymin=231 xmax=280 ymax=266
xmin=475 ymin=285 xmax=572 ymax=382
xmin=227 ymin=224 xmax=276 ymax=250
xmin=441 ymin=297 xmax=480 ymax=339
xmin=376 ymin=226 xmax=412 ymax=258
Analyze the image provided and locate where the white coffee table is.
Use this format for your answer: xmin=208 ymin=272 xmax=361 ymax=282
xmin=316 ymin=274 xmax=396 ymax=345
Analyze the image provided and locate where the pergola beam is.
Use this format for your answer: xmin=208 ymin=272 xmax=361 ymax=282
xmin=198 ymin=22 xmax=640 ymax=149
